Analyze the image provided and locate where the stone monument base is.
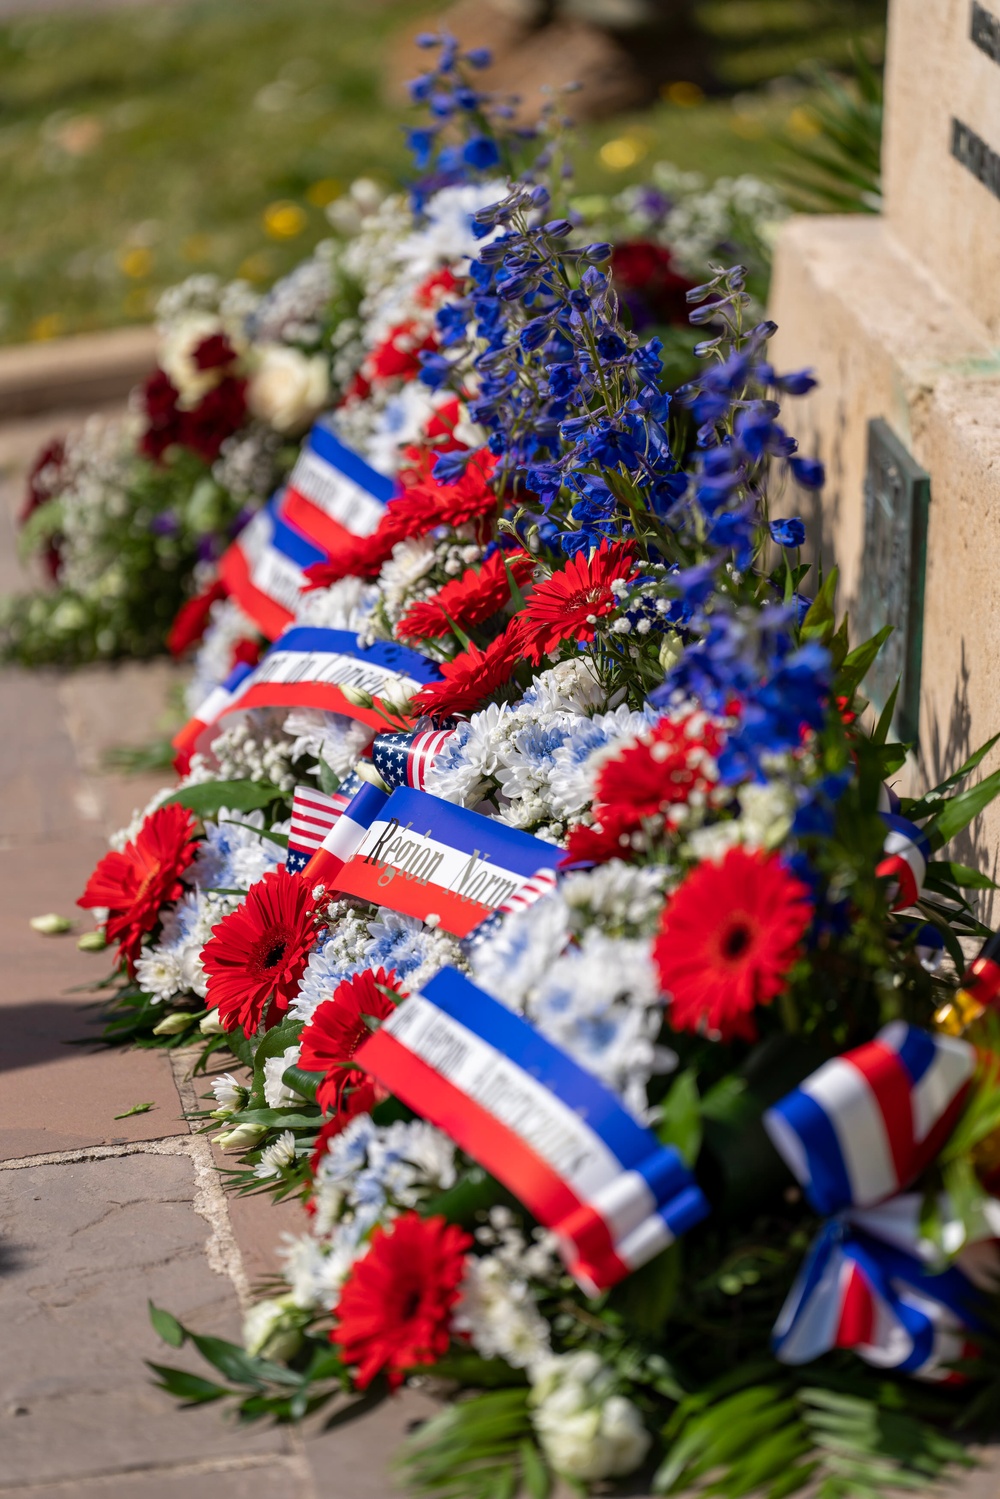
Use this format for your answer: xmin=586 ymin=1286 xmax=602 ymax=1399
xmin=769 ymin=214 xmax=1000 ymax=881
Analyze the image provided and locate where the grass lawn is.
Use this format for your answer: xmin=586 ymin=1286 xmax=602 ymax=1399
xmin=0 ymin=0 xmax=884 ymax=347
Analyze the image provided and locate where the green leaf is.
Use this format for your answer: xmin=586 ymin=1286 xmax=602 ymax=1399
xmin=926 ymin=860 xmax=997 ymax=891
xmin=657 ymin=1068 xmax=702 ymax=1165
xmin=800 ymin=567 xmax=838 ymax=644
xmin=220 ymin=819 xmax=288 ymax=850
xmin=146 ymin=1361 xmax=227 ymax=1404
xmin=837 ymin=624 xmax=892 ymax=698
xmin=281 ymin=1065 xmax=324 ymax=1103
xmin=148 ymin=1301 xmax=186 ymax=1348
xmin=163 ymin=780 xmax=284 ymax=817
xmin=910 ymin=731 xmax=1000 ymax=810
xmin=317 ymin=756 xmax=341 ymax=795
xmin=519 ymin=1439 xmax=552 ymax=1499
xmin=610 ymin=1242 xmax=681 ymax=1336
xmin=114 ymin=1100 xmax=154 ymax=1119
xmin=872 ymin=680 xmax=899 ymax=745
xmin=925 ymin=763 xmax=1000 ymax=850
xmin=248 ymin=1015 xmax=305 ymax=1107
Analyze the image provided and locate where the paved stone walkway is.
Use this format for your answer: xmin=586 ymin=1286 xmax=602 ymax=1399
xmin=0 ymin=422 xmax=439 ymax=1497
xmin=1 ymin=413 xmax=998 ymax=1498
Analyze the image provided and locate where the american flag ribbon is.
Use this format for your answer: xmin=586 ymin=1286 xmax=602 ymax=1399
xmin=371 ymin=728 xmax=455 ymax=791
xmin=286 ymin=772 xmax=362 ymax=875
xmin=764 ymin=1022 xmax=975 ymax=1216
xmin=356 ymin=966 xmax=709 ymax=1294
xmin=299 ymin=779 xmax=390 ymax=892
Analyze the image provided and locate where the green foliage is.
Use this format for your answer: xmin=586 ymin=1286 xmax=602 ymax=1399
xmin=654 ymin=1364 xmax=972 ymax=1499
xmin=397 ymin=1389 xmax=551 ymax=1499
xmin=163 ymin=779 xmax=286 ymax=817
xmin=779 ymin=49 xmax=883 ymax=214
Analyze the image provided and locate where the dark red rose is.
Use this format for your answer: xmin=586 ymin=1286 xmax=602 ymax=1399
xmin=611 ymin=240 xmax=697 ymax=329
xmin=179 ymin=375 xmax=248 ymax=462
xmin=192 ymin=332 xmax=238 ymax=372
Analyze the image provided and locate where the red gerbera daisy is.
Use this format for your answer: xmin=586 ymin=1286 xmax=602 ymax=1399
xmin=596 ymin=712 xmax=725 ymax=824
xmin=202 ymin=866 xmax=319 ymax=1035
xmin=333 ymin=1212 xmax=472 ymax=1389
xmin=397 ymin=550 xmax=534 ymax=640
xmin=520 ymin=540 xmax=637 ymax=664
xmin=299 ymin=967 xmax=404 ymax=1115
xmin=653 ymin=847 xmax=813 ymax=1042
xmin=411 ymin=617 xmax=524 ymax=720
xmin=78 ymin=802 xmax=198 ymax=975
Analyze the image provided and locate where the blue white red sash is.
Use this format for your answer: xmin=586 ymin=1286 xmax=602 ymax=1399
xmin=765 ymin=1027 xmax=985 ymax=1379
xmin=171 ymin=628 xmax=442 ymax=766
xmin=877 ymin=813 xmax=930 ymax=910
xmin=764 ymin=1023 xmax=974 ymax=1216
xmin=281 ymin=421 xmax=394 ymax=555
xmin=300 ymin=780 xmax=390 ymax=891
xmin=356 ymin=967 xmax=709 ymax=1294
xmin=286 ymin=773 xmax=362 ymax=874
xmin=171 ymin=660 xmax=255 ymax=773
xmin=219 ymin=494 xmax=328 ymax=640
xmin=371 ymin=728 xmax=455 ymax=790
xmin=327 ymin=786 xmax=560 ymax=937
xmin=772 ymin=1199 xmax=994 ymax=1380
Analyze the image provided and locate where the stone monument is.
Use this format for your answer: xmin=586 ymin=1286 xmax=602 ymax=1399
xmin=769 ymin=0 xmax=1000 ymax=892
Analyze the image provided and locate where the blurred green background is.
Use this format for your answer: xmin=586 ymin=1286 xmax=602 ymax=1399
xmin=0 ymin=0 xmax=885 ymax=347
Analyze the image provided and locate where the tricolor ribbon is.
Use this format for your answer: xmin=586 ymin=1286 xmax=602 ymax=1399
xmin=763 ymin=1025 xmax=989 ymax=1379
xmin=171 ymin=660 xmax=255 ymax=774
xmin=218 ymin=494 xmax=328 ymax=641
xmin=371 ymin=727 xmax=456 ymax=791
xmin=764 ymin=1022 xmax=974 ymax=1215
xmin=772 ymin=1197 xmax=996 ymax=1380
xmin=286 ymin=772 xmax=362 ymax=875
xmin=281 ymin=420 xmax=393 ymax=555
xmin=877 ymin=813 xmax=930 ymax=911
xmin=170 ymin=628 xmax=442 ymax=769
xmin=299 ymin=779 xmax=390 ymax=891
xmin=356 ymin=967 xmax=709 ymax=1294
xmin=327 ymin=786 xmax=560 ymax=937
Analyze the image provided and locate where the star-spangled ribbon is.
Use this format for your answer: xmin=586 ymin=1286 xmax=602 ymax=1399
xmin=285 ymin=772 xmax=362 ymax=875
xmin=327 ymin=785 xmax=560 ymax=937
xmin=299 ymin=779 xmax=390 ymax=890
xmin=281 ymin=420 xmax=394 ymax=555
xmin=218 ymin=493 xmax=328 ymax=641
xmin=763 ymin=1025 xmax=990 ymax=1380
xmin=170 ymin=628 xmax=442 ymax=770
xmin=356 ymin=966 xmax=709 ymax=1294
xmin=371 ymin=727 xmax=456 ymax=791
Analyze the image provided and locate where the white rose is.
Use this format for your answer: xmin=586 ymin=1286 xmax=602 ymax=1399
xmin=248 ymin=344 xmax=330 ymax=434
xmin=242 ymin=1295 xmax=303 ymax=1362
xmin=599 ymin=1394 xmax=652 ymax=1476
xmin=537 ymin=1407 xmax=611 ymax=1481
xmin=160 ymin=312 xmax=229 ymax=404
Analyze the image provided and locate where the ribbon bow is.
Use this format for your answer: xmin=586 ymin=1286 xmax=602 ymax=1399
xmin=763 ymin=1023 xmax=991 ymax=1378
xmin=877 ymin=813 xmax=930 ymax=910
xmin=371 ymin=727 xmax=455 ymax=791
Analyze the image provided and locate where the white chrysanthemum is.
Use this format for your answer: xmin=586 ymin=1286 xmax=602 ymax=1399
xmin=190 ymin=808 xmax=286 ymax=892
xmin=278 ymin=1230 xmax=360 ymax=1313
xmin=522 ymin=657 xmax=609 ymax=716
xmin=471 ymin=897 xmax=573 ymax=1012
xmin=424 ymin=702 xmax=515 ymax=807
xmin=294 ymin=575 xmax=378 ymax=632
xmin=134 ymin=945 xmax=185 ymax=1005
xmin=377 ymin=536 xmax=438 ymax=617
xmin=210 ymin=1072 xmax=246 ymax=1114
xmin=263 ymin=1045 xmax=302 ymax=1108
xmin=454 ymin=1254 xmax=552 ymax=1371
xmin=254 ymin=1129 xmax=298 ymax=1180
xmin=282 ymin=708 xmax=375 ymax=779
xmin=736 ymin=780 xmax=797 ymax=849
xmin=561 ymin=861 xmax=672 ymax=934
